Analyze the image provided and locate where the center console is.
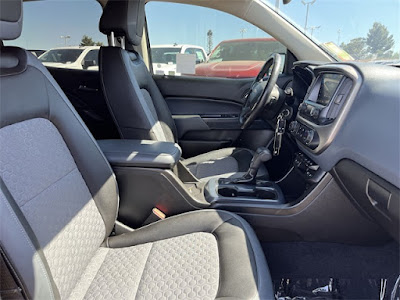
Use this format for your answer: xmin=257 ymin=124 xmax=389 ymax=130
xmin=203 ymin=147 xmax=287 ymax=211
xmin=204 ymin=178 xmax=285 ymax=212
xmin=99 ymin=140 xmax=289 ymax=227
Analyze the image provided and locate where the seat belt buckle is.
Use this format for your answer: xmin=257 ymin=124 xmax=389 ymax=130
xmin=143 ymin=208 xmax=166 ymax=225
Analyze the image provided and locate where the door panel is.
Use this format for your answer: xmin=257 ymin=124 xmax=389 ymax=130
xmin=155 ymin=75 xmax=292 ymax=157
xmin=47 ymin=67 xmax=119 ymax=140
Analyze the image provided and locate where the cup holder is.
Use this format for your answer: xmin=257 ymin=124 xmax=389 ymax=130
xmin=218 ymin=186 xmax=278 ymax=200
xmin=218 ymin=187 xmax=238 ymax=197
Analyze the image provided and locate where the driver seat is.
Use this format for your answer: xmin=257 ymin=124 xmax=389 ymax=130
xmin=99 ymin=0 xmax=267 ymax=180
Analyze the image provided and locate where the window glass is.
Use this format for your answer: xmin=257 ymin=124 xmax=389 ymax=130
xmin=146 ymin=2 xmax=286 ymax=78
xmin=7 ymin=0 xmax=105 ymax=70
xmin=194 ymin=49 xmax=206 ymax=63
xmin=151 ymin=47 xmax=181 ymax=64
xmin=261 ymin=0 xmax=400 ymax=62
xmin=84 ymin=49 xmax=100 ymax=65
xmin=39 ymin=49 xmax=84 ymax=64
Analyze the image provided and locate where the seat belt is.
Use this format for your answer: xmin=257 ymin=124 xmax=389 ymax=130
xmin=0 ymin=245 xmax=27 ymax=300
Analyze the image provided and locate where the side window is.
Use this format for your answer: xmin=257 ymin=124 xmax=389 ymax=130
xmin=194 ymin=49 xmax=206 ymax=64
xmin=184 ymin=48 xmax=206 ymax=64
xmin=82 ymin=49 xmax=100 ymax=70
xmin=6 ymin=0 xmax=105 ymax=71
xmin=146 ymin=2 xmax=286 ymax=78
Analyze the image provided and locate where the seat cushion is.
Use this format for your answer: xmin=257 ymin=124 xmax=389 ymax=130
xmin=182 ymin=147 xmax=268 ymax=180
xmin=70 ymin=210 xmax=274 ymax=300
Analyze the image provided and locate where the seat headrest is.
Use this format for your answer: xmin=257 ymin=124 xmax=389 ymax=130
xmin=99 ymin=0 xmax=145 ymax=46
xmin=0 ymin=0 xmax=23 ymax=41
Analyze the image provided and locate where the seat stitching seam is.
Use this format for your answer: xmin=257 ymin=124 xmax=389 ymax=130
xmin=134 ymin=242 xmax=154 ymax=299
xmin=19 ymin=167 xmax=77 ymax=208
xmin=80 ymin=248 xmax=111 ymax=299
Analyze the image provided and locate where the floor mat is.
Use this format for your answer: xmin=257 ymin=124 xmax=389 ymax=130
xmin=262 ymin=241 xmax=400 ymax=299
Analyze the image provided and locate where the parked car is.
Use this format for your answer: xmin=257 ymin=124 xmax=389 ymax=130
xmin=38 ymin=46 xmax=100 ymax=70
xmin=151 ymin=44 xmax=207 ymax=75
xmin=29 ymin=49 xmax=46 ymax=57
xmin=195 ymin=38 xmax=286 ymax=78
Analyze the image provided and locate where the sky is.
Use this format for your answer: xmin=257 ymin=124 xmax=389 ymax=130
xmin=9 ymin=0 xmax=400 ymax=56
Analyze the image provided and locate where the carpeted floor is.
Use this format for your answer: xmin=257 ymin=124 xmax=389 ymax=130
xmin=262 ymin=241 xmax=400 ymax=299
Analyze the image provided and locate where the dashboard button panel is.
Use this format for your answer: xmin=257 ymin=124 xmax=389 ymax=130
xmin=289 ymin=121 xmax=319 ymax=149
xmin=294 ymin=152 xmax=325 ymax=183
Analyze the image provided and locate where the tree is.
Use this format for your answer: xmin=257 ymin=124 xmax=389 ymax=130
xmin=80 ymin=35 xmax=104 ymax=47
xmin=340 ymin=38 xmax=368 ymax=60
xmin=366 ymin=22 xmax=395 ymax=59
xmin=80 ymin=35 xmax=95 ymax=46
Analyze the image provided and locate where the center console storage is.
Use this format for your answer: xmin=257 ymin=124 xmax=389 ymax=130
xmin=204 ymin=178 xmax=286 ymax=213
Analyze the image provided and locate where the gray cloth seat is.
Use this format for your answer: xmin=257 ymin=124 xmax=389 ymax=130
xmin=98 ymin=0 xmax=268 ymax=180
xmin=0 ymin=1 xmax=274 ymax=299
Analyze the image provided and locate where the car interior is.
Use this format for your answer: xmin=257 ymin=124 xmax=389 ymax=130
xmin=0 ymin=0 xmax=399 ymax=299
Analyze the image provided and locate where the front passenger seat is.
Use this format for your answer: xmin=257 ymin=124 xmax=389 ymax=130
xmin=99 ymin=0 xmax=268 ymax=180
xmin=0 ymin=1 xmax=274 ymax=299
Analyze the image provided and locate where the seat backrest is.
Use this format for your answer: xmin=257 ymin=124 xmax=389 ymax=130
xmin=99 ymin=0 xmax=177 ymax=143
xmin=0 ymin=1 xmax=119 ymax=298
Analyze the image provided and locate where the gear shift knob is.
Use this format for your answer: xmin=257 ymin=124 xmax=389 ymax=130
xmin=221 ymin=147 xmax=272 ymax=184
xmin=246 ymin=147 xmax=272 ymax=179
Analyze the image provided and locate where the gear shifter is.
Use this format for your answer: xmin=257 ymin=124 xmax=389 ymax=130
xmin=221 ymin=147 xmax=272 ymax=184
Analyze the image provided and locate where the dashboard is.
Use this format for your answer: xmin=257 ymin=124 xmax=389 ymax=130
xmin=289 ymin=64 xmax=359 ymax=153
xmin=288 ymin=61 xmax=400 ymax=240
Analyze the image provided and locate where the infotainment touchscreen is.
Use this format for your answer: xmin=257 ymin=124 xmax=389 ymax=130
xmin=317 ymin=74 xmax=344 ymax=106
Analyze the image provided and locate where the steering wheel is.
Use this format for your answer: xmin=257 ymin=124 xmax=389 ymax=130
xmin=239 ymin=53 xmax=282 ymax=129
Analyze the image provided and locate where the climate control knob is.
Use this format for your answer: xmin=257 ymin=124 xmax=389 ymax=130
xmin=304 ymin=130 xmax=315 ymax=145
xmin=299 ymin=103 xmax=307 ymax=112
xmin=310 ymin=107 xmax=320 ymax=119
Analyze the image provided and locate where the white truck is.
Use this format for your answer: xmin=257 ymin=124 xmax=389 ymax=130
xmin=151 ymin=44 xmax=207 ymax=76
xmin=39 ymin=46 xmax=100 ymax=70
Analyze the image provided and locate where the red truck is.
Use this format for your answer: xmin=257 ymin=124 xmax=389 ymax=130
xmin=195 ymin=38 xmax=286 ymax=78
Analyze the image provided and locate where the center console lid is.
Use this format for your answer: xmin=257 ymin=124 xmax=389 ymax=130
xmin=98 ymin=139 xmax=182 ymax=169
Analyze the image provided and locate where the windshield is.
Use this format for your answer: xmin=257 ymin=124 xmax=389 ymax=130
xmin=208 ymin=40 xmax=286 ymax=62
xmin=261 ymin=0 xmax=400 ymax=62
xmin=151 ymin=47 xmax=182 ymax=64
xmin=39 ymin=49 xmax=83 ymax=64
